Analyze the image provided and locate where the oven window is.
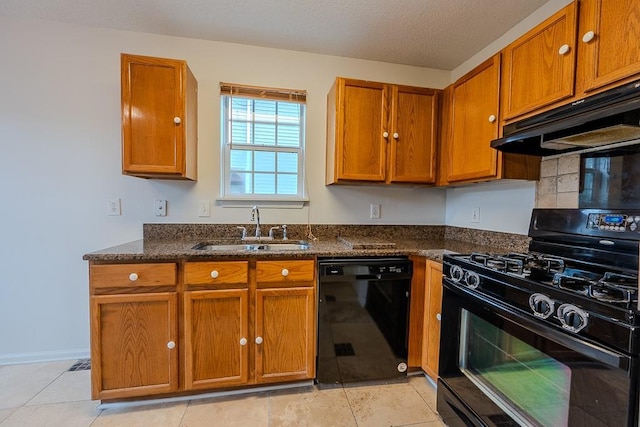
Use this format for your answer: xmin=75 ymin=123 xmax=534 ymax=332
xmin=459 ymin=310 xmax=571 ymax=427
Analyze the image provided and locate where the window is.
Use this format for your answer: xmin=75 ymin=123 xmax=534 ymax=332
xmin=220 ymin=83 xmax=307 ymax=202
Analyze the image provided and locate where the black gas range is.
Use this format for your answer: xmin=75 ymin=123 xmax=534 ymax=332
xmin=438 ymin=209 xmax=640 ymax=427
xmin=445 ymin=249 xmax=639 ymax=354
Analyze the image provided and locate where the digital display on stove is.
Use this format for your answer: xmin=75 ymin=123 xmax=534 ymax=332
xmin=604 ymin=215 xmax=624 ymax=224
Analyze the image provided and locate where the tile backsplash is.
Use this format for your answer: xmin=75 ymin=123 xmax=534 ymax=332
xmin=536 ymin=154 xmax=580 ymax=208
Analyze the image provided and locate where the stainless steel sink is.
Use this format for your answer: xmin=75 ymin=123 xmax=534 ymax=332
xmin=192 ymin=241 xmax=310 ymax=251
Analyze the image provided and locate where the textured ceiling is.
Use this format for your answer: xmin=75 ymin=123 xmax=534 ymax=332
xmin=0 ymin=0 xmax=549 ymax=69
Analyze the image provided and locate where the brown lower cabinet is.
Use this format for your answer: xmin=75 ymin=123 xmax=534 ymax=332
xmin=407 ymin=257 xmax=443 ymax=382
xmin=183 ymin=288 xmax=249 ymax=389
xmin=421 ymin=260 xmax=443 ymax=381
xmin=89 ymin=258 xmax=316 ymax=401
xmin=90 ymin=292 xmax=179 ymax=400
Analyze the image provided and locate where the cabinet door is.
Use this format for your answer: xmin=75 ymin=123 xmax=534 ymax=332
xmin=421 ymin=261 xmax=443 ymax=381
xmin=501 ymin=2 xmax=578 ymax=120
xmin=388 ymin=86 xmax=438 ymax=183
xmin=334 ymin=79 xmax=388 ymax=182
xmin=90 ymin=292 xmax=178 ymax=400
xmin=577 ymin=0 xmax=640 ymax=93
xmin=121 ymin=54 xmax=186 ymax=176
xmin=447 ymin=55 xmax=501 ymax=182
xmin=184 ymin=289 xmax=249 ymax=389
xmin=255 ymin=287 xmax=315 ymax=383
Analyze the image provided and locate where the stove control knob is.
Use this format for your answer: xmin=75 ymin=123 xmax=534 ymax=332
xmin=450 ymin=265 xmax=464 ymax=282
xmin=557 ymin=304 xmax=588 ymax=333
xmin=464 ymin=271 xmax=480 ymax=289
xmin=529 ymin=294 xmax=554 ymax=319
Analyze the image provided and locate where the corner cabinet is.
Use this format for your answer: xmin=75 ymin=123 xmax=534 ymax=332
xmin=440 ymin=55 xmax=540 ymax=184
xmin=121 ymin=54 xmax=198 ymax=180
xmin=326 ymin=77 xmax=438 ymax=185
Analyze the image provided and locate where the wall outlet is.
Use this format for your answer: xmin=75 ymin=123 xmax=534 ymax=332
xmin=370 ymin=204 xmax=381 ymax=219
xmin=471 ymin=206 xmax=480 ymax=223
xmin=107 ymin=198 xmax=121 ymax=216
xmin=198 ymin=200 xmax=210 ymax=217
xmin=155 ymin=199 xmax=167 ymax=217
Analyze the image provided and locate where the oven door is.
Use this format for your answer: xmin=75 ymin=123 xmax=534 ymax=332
xmin=438 ymin=280 xmax=637 ymax=427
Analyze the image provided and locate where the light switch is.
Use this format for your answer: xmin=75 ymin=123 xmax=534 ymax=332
xmin=198 ymin=200 xmax=210 ymax=217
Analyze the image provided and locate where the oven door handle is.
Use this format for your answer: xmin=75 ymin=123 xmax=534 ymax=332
xmin=444 ymin=280 xmax=631 ymax=370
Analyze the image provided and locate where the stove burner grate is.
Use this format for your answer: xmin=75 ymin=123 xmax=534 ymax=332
xmin=460 ymin=252 xmax=639 ymax=305
xmin=469 ymin=252 xmax=527 ymax=275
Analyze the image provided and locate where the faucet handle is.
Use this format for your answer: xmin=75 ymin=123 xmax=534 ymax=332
xmin=282 ymin=224 xmax=288 ymax=240
xmin=236 ymin=226 xmax=247 ymax=240
xmin=268 ymin=226 xmax=280 ymax=238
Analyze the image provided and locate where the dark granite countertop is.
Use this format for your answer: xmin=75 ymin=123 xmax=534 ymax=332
xmin=82 ymin=236 xmax=524 ymax=263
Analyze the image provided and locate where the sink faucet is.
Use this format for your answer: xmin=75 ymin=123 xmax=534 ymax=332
xmin=250 ymin=205 xmax=261 ymax=239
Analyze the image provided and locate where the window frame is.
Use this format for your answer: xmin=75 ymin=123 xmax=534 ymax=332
xmin=218 ymin=84 xmax=308 ymax=206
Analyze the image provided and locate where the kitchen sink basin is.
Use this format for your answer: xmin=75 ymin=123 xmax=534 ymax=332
xmin=192 ymin=241 xmax=310 ymax=251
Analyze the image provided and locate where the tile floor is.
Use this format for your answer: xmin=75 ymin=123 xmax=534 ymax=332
xmin=0 ymin=360 xmax=445 ymax=426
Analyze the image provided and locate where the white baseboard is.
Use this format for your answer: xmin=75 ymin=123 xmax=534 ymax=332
xmin=0 ymin=349 xmax=90 ymax=366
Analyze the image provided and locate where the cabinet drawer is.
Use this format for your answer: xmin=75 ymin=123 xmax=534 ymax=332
xmin=256 ymin=260 xmax=315 ymax=284
xmin=184 ymin=261 xmax=248 ymax=285
xmin=90 ymin=263 xmax=177 ymax=288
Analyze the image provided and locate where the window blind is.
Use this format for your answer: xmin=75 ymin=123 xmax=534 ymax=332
xmin=220 ymin=82 xmax=307 ymax=103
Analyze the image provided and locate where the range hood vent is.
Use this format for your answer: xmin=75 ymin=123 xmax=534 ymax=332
xmin=491 ymin=80 xmax=640 ymax=156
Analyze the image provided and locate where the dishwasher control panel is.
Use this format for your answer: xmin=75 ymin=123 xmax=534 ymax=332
xmin=318 ymin=257 xmax=412 ymax=278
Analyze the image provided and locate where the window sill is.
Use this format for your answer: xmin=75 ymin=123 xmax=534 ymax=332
xmin=216 ymin=197 xmax=308 ymax=209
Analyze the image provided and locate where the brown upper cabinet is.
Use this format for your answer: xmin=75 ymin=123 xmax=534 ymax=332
xmin=502 ymin=0 xmax=640 ymax=123
xmin=439 ymin=55 xmax=540 ymax=185
xmin=326 ymin=77 xmax=438 ymax=185
xmin=121 ymin=53 xmax=198 ymax=180
xmin=501 ymin=2 xmax=578 ymax=121
xmin=445 ymin=55 xmax=501 ymax=183
xmin=576 ymin=0 xmax=640 ymax=94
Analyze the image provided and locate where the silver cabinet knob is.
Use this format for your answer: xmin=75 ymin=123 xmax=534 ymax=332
xmin=173 ymin=117 xmax=181 ymax=124
xmin=210 ymin=270 xmax=219 ymax=279
xmin=436 ymin=313 xmax=441 ymax=321
xmin=167 ymin=341 xmax=176 ymax=349
xmin=129 ymin=273 xmax=138 ymax=282
xmin=281 ymin=269 xmax=289 ymax=277
xmin=558 ymin=44 xmax=570 ymax=55
xmin=382 ymin=131 xmax=389 ymax=138
xmin=255 ymin=336 xmax=263 ymax=344
xmin=488 ymin=115 xmax=496 ymax=123
xmin=582 ymin=31 xmax=595 ymax=43
xmin=393 ymin=132 xmax=399 ymax=139
xmin=239 ymin=338 xmax=247 ymax=346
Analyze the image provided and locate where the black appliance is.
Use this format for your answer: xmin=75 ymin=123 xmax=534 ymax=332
xmin=491 ymin=79 xmax=640 ymax=156
xmin=316 ymin=257 xmax=412 ymax=384
xmin=438 ymin=208 xmax=640 ymax=427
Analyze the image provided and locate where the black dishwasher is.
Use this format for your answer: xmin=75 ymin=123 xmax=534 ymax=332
xmin=317 ymin=257 xmax=413 ymax=384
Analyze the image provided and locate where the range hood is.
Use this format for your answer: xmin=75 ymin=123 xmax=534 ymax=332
xmin=491 ymin=80 xmax=640 ymax=156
